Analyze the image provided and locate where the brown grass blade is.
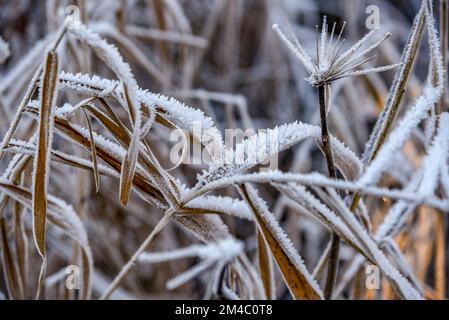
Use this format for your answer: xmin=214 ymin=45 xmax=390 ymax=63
xmin=96 ymin=98 xmax=131 ymax=144
xmin=32 ymin=50 xmax=59 ymax=259
xmin=24 ymin=107 xmax=167 ymax=206
xmin=362 ymin=2 xmax=427 ymax=163
xmin=119 ymin=85 xmax=140 ymax=207
xmin=257 ymin=230 xmax=275 ymax=299
xmin=80 ymin=102 xmax=179 ymax=206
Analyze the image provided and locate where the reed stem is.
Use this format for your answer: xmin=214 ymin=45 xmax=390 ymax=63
xmin=318 ymin=84 xmax=340 ymax=300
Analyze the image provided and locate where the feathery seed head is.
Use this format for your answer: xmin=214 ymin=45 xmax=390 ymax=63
xmin=273 ymin=16 xmax=400 ymax=86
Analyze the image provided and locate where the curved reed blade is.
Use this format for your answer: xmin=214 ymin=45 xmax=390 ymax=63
xmin=32 ymin=51 xmax=59 ymax=259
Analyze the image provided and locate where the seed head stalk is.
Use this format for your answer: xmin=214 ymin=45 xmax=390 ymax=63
xmin=318 ymin=84 xmax=337 ymax=178
xmin=273 ymin=16 xmax=400 ymax=300
xmin=317 ymin=83 xmax=341 ymax=299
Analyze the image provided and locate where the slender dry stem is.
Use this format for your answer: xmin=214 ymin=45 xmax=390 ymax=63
xmin=318 ymin=84 xmax=341 ymax=300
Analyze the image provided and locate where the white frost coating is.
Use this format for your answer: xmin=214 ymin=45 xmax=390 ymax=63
xmin=26 ymin=101 xmax=127 ymax=160
xmin=272 ymin=24 xmax=315 ymax=73
xmin=58 ymin=71 xmax=224 ymax=163
xmin=138 ymin=89 xmax=224 ymax=161
xmin=187 ymin=195 xmax=253 ymax=220
xmin=273 ymin=19 xmax=397 ymax=86
xmin=30 ymin=101 xmax=128 ymax=160
xmin=276 ymin=183 xmax=361 ymax=248
xmin=59 ymin=71 xmax=119 ymax=97
xmin=367 ymin=5 xmax=448 ymax=245
xmin=335 ymin=6 xmax=446 ymax=294
xmin=7 ymin=138 xmax=119 ymax=179
xmin=56 ymin=102 xmax=78 ymax=117
xmin=417 ymin=113 xmax=449 ymax=196
xmin=72 ymin=121 xmax=127 ymax=158
xmin=319 ymin=16 xmax=327 ymax=69
xmin=184 ymin=171 xmax=449 ymax=211
xmin=362 ymin=4 xmax=426 ymax=164
xmin=139 ymin=237 xmax=243 ymax=264
xmin=166 ymin=260 xmax=214 ymax=290
xmin=65 ymin=19 xmax=140 ymax=114
xmin=47 ymin=195 xmax=90 ymax=251
xmin=340 ymin=63 xmax=403 ymax=79
xmin=58 ymin=72 xmax=214 ymax=132
xmin=327 ymin=188 xmax=422 ymax=299
xmin=334 ymin=30 xmax=376 ymax=68
xmin=242 ymin=184 xmax=323 ymax=299
xmin=139 ymin=238 xmax=243 ymax=290
xmin=4 ymin=139 xmax=36 ymax=155
xmin=338 ymin=174 xmax=422 ymax=297
xmin=383 ymin=238 xmax=423 ymax=292
xmin=138 ymin=90 xmax=213 ymax=129
xmin=1 ymin=153 xmax=24 ymax=179
xmin=358 ymin=86 xmax=442 ymax=186
xmin=359 ymin=5 xmax=444 ymax=187
xmin=197 ymin=121 xmax=362 ymax=186
xmin=29 ymin=99 xmax=79 ymax=118
xmin=376 ymin=163 xmax=442 ymax=241
xmin=65 ymin=17 xmax=142 ymax=204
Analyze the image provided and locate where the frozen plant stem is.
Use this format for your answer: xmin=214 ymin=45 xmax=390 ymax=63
xmin=317 ymin=84 xmax=340 ymax=300
xmin=324 ymin=233 xmax=340 ymax=299
xmin=318 ymin=85 xmax=337 ymax=178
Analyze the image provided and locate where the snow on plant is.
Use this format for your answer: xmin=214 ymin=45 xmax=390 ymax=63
xmin=273 ymin=13 xmax=403 ymax=298
xmin=0 ymin=0 xmax=447 ymax=301
xmin=272 ymin=16 xmax=400 ymax=87
xmin=139 ymin=238 xmax=243 ymax=291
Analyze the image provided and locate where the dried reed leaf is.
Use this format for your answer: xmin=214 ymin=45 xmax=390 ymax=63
xmin=257 ymin=231 xmax=275 ymax=299
xmin=32 ymin=51 xmax=59 ymax=259
xmin=119 ymin=85 xmax=141 ymax=207
xmin=363 ymin=2 xmax=427 ymax=163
